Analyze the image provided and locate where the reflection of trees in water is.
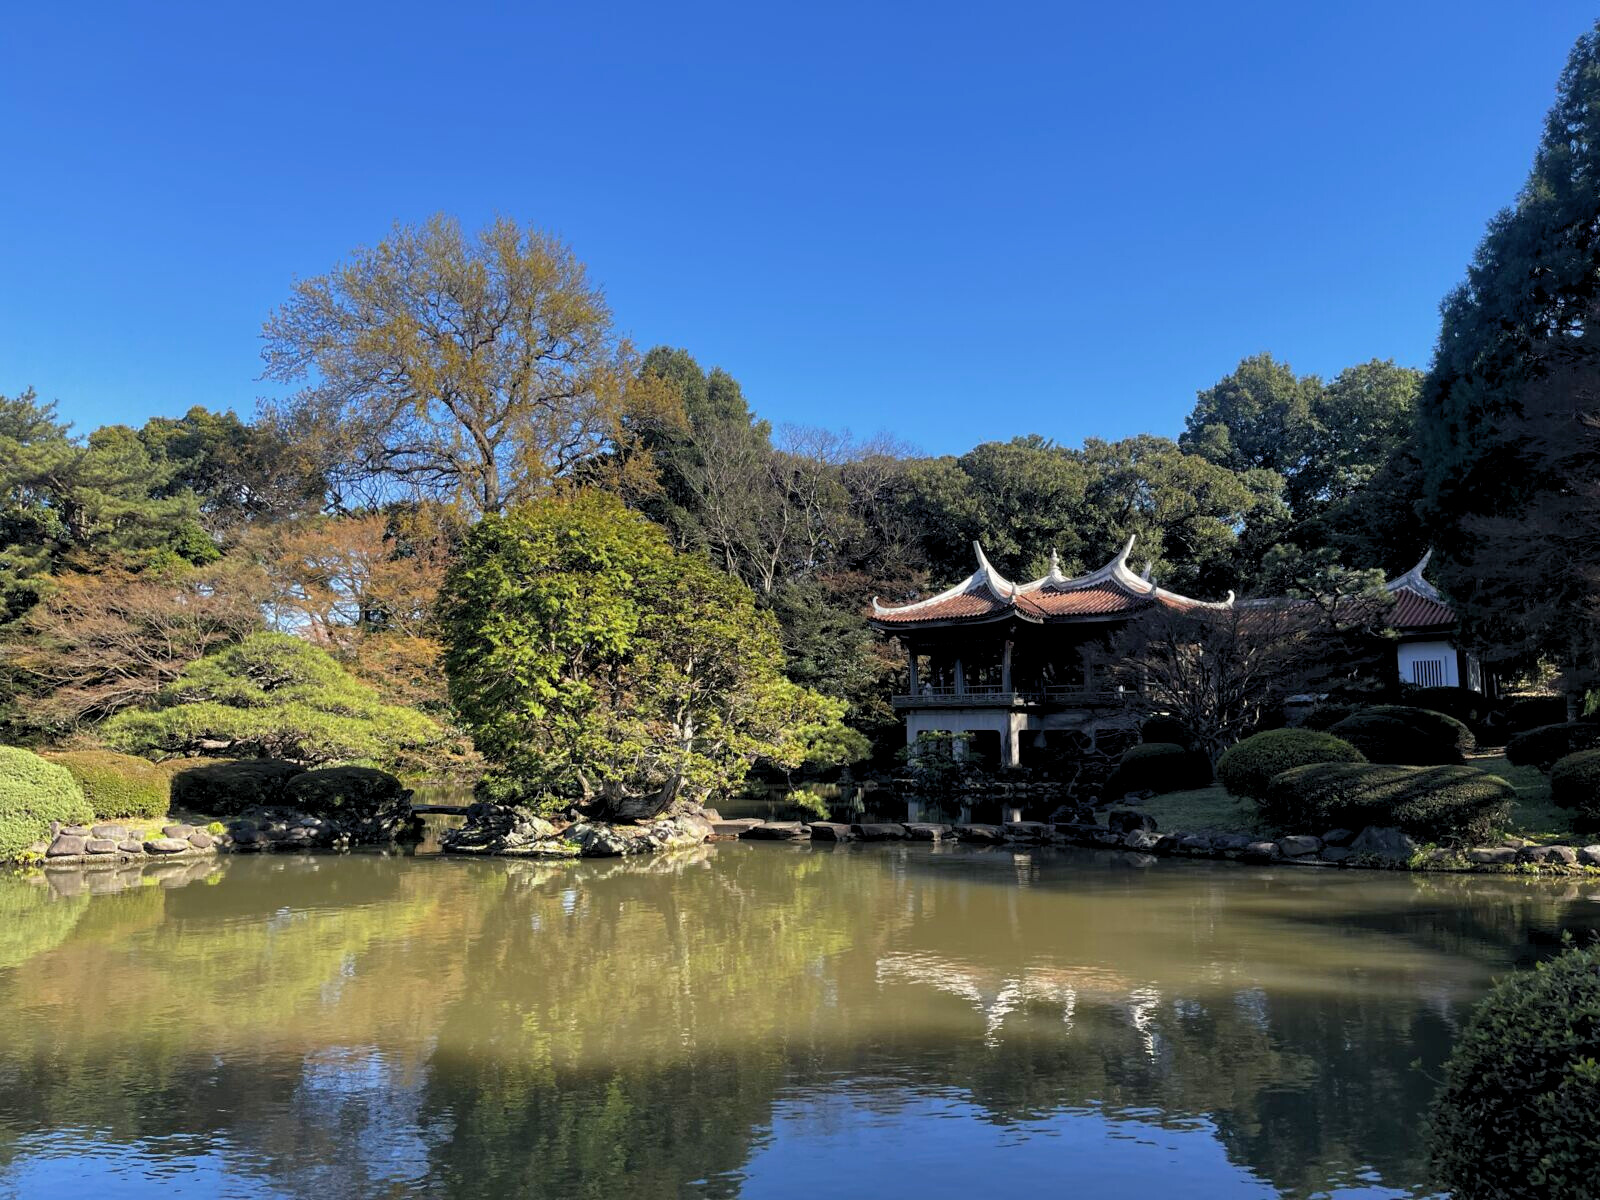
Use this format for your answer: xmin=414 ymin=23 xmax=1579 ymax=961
xmin=0 ymin=848 xmax=1593 ymax=1197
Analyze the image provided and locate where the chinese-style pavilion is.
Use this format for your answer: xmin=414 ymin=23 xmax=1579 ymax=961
xmin=869 ymin=540 xmax=1484 ymax=767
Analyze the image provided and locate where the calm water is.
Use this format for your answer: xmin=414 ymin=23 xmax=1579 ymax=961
xmin=0 ymin=841 xmax=1593 ymax=1199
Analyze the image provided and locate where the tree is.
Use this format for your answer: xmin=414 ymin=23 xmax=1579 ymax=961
xmin=1180 ymin=353 xmax=1320 ymax=481
xmin=261 ymin=214 xmax=677 ymax=515
xmin=1 ymin=556 xmax=265 ymax=736
xmin=439 ymin=491 xmax=862 ymax=819
xmin=0 ymin=390 xmax=216 ymax=622
xmin=102 ymin=632 xmax=442 ymax=767
xmin=1418 ymin=22 xmax=1600 ymax=638
xmin=1298 ymin=360 xmax=1421 ymax=519
xmin=139 ymin=406 xmax=324 ymax=536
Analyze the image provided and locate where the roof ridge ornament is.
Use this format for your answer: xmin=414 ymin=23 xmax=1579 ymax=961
xmin=973 ymin=541 xmax=1016 ymax=597
xmin=1386 ymin=548 xmax=1442 ymax=602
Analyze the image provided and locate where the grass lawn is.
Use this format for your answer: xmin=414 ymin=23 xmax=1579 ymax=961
xmin=1472 ymin=752 xmax=1573 ymax=843
xmin=1137 ymin=786 xmax=1260 ymax=835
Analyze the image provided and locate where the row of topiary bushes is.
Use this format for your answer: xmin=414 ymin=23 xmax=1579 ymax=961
xmin=1216 ymin=704 xmax=1513 ymax=843
xmin=0 ymin=746 xmax=411 ymax=861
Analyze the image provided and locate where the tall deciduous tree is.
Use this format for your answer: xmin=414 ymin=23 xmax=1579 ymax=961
xmin=261 ymin=215 xmax=677 ymax=515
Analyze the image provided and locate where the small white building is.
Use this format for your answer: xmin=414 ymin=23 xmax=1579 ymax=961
xmin=1385 ymin=552 xmax=1489 ymax=694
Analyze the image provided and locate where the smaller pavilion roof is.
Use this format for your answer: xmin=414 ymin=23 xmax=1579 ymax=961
xmin=869 ymin=537 xmax=1234 ymax=629
xmin=1385 ymin=551 xmax=1457 ymax=631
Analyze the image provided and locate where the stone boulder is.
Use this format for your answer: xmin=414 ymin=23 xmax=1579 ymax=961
xmin=1212 ymin=834 xmax=1253 ymax=853
xmin=1580 ymin=845 xmax=1600 ymax=867
xmin=1242 ymin=841 xmax=1279 ymax=862
xmin=904 ymin=823 xmax=950 ymax=841
xmin=1349 ymin=826 xmax=1418 ymax=862
xmin=852 ymin=823 xmax=908 ymax=841
xmin=84 ymin=838 xmax=118 ymax=855
xmin=808 ymin=822 xmax=857 ymax=841
xmin=1003 ymin=821 xmax=1052 ymax=841
xmin=1278 ymin=835 xmax=1322 ymax=858
xmin=744 ymin=821 xmax=810 ymax=841
xmin=1123 ymin=829 xmax=1161 ymax=851
xmin=144 ymin=838 xmax=190 ymax=855
xmin=1178 ymin=834 xmax=1214 ymax=855
xmin=710 ymin=819 xmax=764 ymax=839
xmin=1107 ymin=811 xmax=1158 ymax=835
xmin=90 ymin=823 xmax=128 ymax=841
xmin=954 ymin=824 xmax=1006 ymax=844
xmin=46 ymin=834 xmax=86 ymax=858
xmin=1322 ymin=828 xmax=1356 ymax=847
xmin=1321 ymin=846 xmax=1353 ymax=864
xmin=1468 ymin=847 xmax=1518 ymax=865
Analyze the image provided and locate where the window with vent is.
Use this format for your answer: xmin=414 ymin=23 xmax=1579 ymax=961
xmin=1411 ymin=659 xmax=1446 ymax=688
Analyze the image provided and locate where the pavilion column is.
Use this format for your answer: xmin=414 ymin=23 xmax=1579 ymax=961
xmin=953 ymin=657 xmax=965 ymax=696
xmin=906 ymin=645 xmax=920 ymax=695
xmin=1001 ymin=639 xmax=1013 ymax=694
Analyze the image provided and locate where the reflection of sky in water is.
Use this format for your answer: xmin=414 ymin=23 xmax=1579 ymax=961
xmin=0 ymin=1131 xmax=291 ymax=1199
xmin=711 ymin=1087 xmax=1419 ymax=1200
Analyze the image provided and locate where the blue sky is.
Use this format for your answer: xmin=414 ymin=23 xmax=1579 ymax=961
xmin=1 ymin=2 xmax=1593 ymax=456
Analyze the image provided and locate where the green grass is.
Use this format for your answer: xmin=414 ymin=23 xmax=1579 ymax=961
xmin=1136 ymin=786 xmax=1260 ymax=835
xmin=1471 ymin=752 xmax=1572 ymax=844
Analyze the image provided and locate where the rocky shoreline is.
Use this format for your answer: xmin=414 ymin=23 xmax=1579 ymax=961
xmin=708 ymin=812 xmax=1600 ymax=874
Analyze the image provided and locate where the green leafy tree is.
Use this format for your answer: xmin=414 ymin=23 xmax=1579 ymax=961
xmin=102 ymin=632 xmax=441 ymax=767
xmin=439 ymin=491 xmax=863 ymax=819
xmin=1180 ymin=353 xmax=1320 ymax=481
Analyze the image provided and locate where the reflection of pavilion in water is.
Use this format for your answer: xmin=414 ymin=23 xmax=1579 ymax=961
xmin=876 ymin=951 xmax=1166 ymax=1052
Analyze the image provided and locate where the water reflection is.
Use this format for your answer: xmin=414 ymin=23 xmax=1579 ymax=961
xmin=0 ymin=844 xmax=1590 ymax=1198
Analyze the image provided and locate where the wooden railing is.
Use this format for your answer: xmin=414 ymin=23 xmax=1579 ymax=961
xmin=892 ymin=687 xmax=1132 ymax=708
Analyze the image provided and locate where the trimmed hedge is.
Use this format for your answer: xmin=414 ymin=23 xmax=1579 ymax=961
xmin=1550 ymin=749 xmax=1600 ymax=831
xmin=1217 ymin=729 xmax=1365 ymax=801
xmin=1503 ymin=695 xmax=1569 ymax=733
xmin=1328 ymin=705 xmax=1474 ymax=765
xmin=45 ymin=750 xmax=169 ymax=820
xmin=1404 ymin=686 xmax=1492 ymax=727
xmin=1262 ymin=762 xmax=1511 ymax=843
xmin=0 ymin=746 xmax=92 ymax=860
xmin=1300 ymin=703 xmax=1361 ymax=732
xmin=1139 ymin=715 xmax=1195 ymax=749
xmin=285 ymin=766 xmax=410 ymax=820
xmin=1104 ymin=742 xmax=1211 ymax=798
xmin=1506 ymin=721 xmax=1600 ymax=771
xmin=167 ymin=758 xmax=306 ymax=816
xmin=1428 ymin=943 xmax=1600 ymax=1198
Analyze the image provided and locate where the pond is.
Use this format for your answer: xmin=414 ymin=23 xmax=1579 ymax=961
xmin=0 ymin=837 xmax=1591 ymax=1198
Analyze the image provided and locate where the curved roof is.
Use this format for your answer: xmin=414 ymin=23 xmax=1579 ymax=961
xmin=1385 ymin=551 xmax=1457 ymax=631
xmin=870 ymin=537 xmax=1234 ymax=628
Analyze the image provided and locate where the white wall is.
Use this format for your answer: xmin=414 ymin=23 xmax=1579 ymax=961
xmin=1397 ymin=640 xmax=1458 ymax=689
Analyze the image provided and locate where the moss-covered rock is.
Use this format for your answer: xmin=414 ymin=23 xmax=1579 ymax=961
xmin=0 ymin=746 xmax=93 ymax=860
xmin=44 ymin=750 xmax=169 ymax=820
xmin=1218 ymin=729 xmax=1365 ymax=801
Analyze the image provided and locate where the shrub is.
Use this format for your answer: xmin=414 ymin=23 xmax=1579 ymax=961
xmin=1299 ymin=703 xmax=1361 ymax=733
xmin=167 ymin=759 xmax=305 ymax=816
xmin=1328 ymin=705 xmax=1474 ymax=765
xmin=1550 ymin=749 xmax=1600 ymax=830
xmin=102 ymin=633 xmax=443 ymax=767
xmin=1506 ymin=721 xmax=1600 ymax=771
xmin=1404 ymin=686 xmax=1492 ymax=727
xmin=285 ymin=766 xmax=410 ymax=820
xmin=1428 ymin=942 xmax=1600 ymax=1199
xmin=1262 ymin=762 xmax=1512 ymax=842
xmin=44 ymin=750 xmax=169 ymax=820
xmin=1104 ymin=743 xmax=1211 ymax=797
xmin=0 ymin=746 xmax=92 ymax=860
xmin=1503 ymin=695 xmax=1569 ymax=733
xmin=1139 ymin=715 xmax=1194 ymax=748
xmin=1217 ymin=729 xmax=1365 ymax=801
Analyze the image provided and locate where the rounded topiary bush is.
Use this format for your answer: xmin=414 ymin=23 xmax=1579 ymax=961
xmin=1504 ymin=695 xmax=1569 ymax=734
xmin=0 ymin=746 xmax=93 ymax=860
xmin=1328 ymin=706 xmax=1474 ymax=765
xmin=1262 ymin=762 xmax=1511 ymax=842
xmin=44 ymin=750 xmax=169 ymax=820
xmin=167 ymin=759 xmax=305 ymax=816
xmin=1139 ymin=715 xmax=1194 ymax=748
xmin=1103 ymin=743 xmax=1210 ymax=798
xmin=1550 ymin=749 xmax=1600 ymax=831
xmin=1406 ymin=686 xmax=1492 ymax=728
xmin=285 ymin=766 xmax=411 ymax=820
xmin=1217 ymin=729 xmax=1365 ymax=801
xmin=1507 ymin=722 xmax=1600 ymax=771
xmin=1428 ymin=943 xmax=1600 ymax=1199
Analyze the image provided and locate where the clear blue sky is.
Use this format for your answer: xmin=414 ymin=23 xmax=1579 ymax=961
xmin=1 ymin=2 xmax=1593 ymax=456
